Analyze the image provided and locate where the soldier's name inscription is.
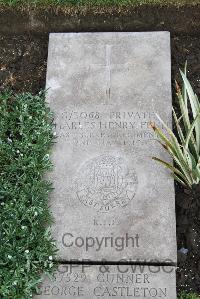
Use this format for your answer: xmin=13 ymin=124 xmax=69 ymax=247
xmin=37 ymin=285 xmax=167 ymax=297
xmin=35 ymin=265 xmax=175 ymax=298
xmin=54 ymin=109 xmax=169 ymax=147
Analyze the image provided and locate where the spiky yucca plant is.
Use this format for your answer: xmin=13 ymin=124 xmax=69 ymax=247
xmin=151 ymin=64 xmax=200 ymax=198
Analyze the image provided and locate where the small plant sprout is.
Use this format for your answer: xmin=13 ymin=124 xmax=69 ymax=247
xmin=151 ymin=63 xmax=200 ymax=190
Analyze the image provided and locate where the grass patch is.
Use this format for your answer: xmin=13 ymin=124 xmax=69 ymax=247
xmin=179 ymin=292 xmax=200 ymax=299
xmin=0 ymin=0 xmax=199 ymax=7
xmin=0 ymin=90 xmax=57 ymax=299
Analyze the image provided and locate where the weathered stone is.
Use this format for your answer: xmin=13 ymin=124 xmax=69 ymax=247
xmin=34 ymin=264 xmax=177 ymax=298
xmin=46 ymin=32 xmax=176 ymax=263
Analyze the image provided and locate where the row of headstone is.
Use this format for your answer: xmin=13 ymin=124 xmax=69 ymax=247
xmin=34 ymin=32 xmax=177 ymax=298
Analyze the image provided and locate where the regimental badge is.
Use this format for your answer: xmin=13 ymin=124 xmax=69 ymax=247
xmin=75 ymin=155 xmax=138 ymax=212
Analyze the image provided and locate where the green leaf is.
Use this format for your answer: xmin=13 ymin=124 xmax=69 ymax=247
xmin=171 ymin=173 xmax=189 ymax=187
xmin=184 ymin=113 xmax=200 ymax=151
xmin=183 ymin=61 xmax=188 ymax=107
xmin=180 ymin=70 xmax=200 ymax=154
xmin=152 ymin=156 xmax=188 ymax=181
xmin=156 ymin=114 xmax=193 ymax=183
xmin=172 ymin=108 xmax=185 ymax=144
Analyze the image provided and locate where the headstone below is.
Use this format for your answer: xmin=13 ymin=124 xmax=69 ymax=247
xmin=46 ymin=32 xmax=177 ymax=263
xmin=34 ymin=264 xmax=176 ymax=298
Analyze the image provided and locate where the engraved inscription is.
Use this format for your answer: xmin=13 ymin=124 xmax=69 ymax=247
xmin=54 ymin=109 xmax=171 ymax=148
xmin=36 ymin=265 xmax=174 ymax=297
xmin=74 ymin=155 xmax=138 ymax=212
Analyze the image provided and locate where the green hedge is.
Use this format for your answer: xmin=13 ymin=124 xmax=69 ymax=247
xmin=179 ymin=292 xmax=200 ymax=299
xmin=0 ymin=91 xmax=57 ymax=299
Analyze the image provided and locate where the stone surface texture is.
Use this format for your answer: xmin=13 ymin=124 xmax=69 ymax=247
xmin=46 ymin=32 xmax=177 ymax=263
